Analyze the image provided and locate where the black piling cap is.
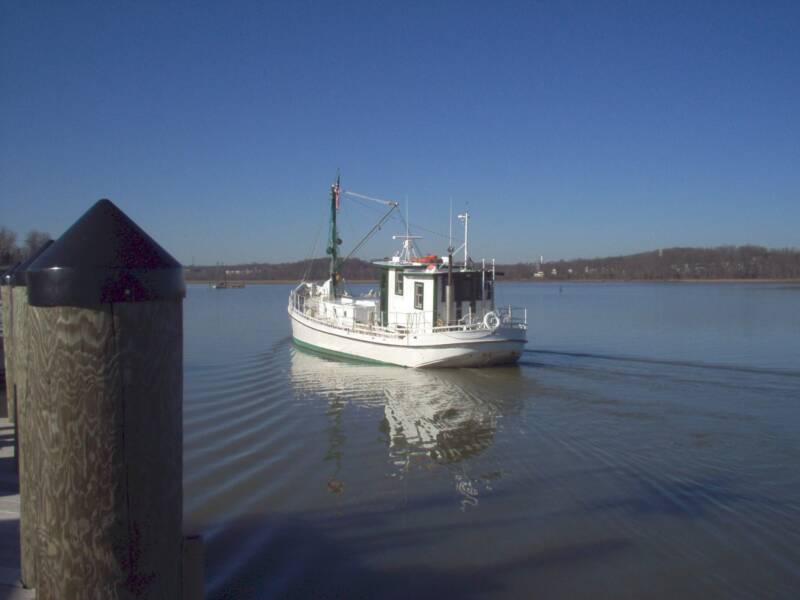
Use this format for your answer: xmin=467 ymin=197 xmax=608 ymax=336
xmin=8 ymin=240 xmax=54 ymax=287
xmin=27 ymin=199 xmax=186 ymax=307
xmin=2 ymin=262 xmax=21 ymax=286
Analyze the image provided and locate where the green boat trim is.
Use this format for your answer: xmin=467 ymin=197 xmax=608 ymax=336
xmin=292 ymin=337 xmax=396 ymax=366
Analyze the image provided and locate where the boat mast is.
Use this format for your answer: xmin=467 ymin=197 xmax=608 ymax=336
xmin=446 ymin=197 xmax=454 ymax=325
xmin=327 ymin=174 xmax=342 ymax=298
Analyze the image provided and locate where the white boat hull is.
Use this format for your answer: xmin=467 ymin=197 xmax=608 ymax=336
xmin=289 ymin=308 xmax=526 ymax=368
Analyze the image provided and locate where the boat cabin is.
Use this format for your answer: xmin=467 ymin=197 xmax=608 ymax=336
xmin=376 ymin=256 xmax=495 ymax=330
xmin=292 ymin=255 xmax=496 ymax=335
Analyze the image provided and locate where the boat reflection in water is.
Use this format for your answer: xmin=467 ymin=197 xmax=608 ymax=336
xmin=289 ymin=343 xmax=526 ymax=508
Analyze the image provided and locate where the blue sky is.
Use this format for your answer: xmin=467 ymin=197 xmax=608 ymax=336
xmin=1 ymin=1 xmax=798 ymax=264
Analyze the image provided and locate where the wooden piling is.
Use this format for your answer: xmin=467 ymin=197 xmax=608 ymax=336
xmin=11 ymin=278 xmax=33 ymax=586
xmin=4 ymin=241 xmax=54 ymax=589
xmin=182 ymin=534 xmax=205 ymax=600
xmin=26 ymin=199 xmax=185 ymax=599
xmin=1 ymin=274 xmax=15 ymax=421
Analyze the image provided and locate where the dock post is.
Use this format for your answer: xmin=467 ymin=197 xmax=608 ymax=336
xmin=1 ymin=268 xmax=16 ymax=420
xmin=26 ymin=199 xmax=186 ymax=600
xmin=182 ymin=533 xmax=205 ymax=600
xmin=6 ymin=240 xmax=53 ymax=588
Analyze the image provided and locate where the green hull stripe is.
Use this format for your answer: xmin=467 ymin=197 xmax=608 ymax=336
xmin=292 ymin=337 xmax=396 ymax=366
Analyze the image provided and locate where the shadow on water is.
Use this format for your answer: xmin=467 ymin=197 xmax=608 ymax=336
xmin=0 ymin=517 xmax=20 ymax=580
xmin=206 ymin=504 xmax=631 ymax=600
xmin=0 ymin=457 xmax=17 ymax=495
xmin=0 ymin=432 xmax=15 ymax=451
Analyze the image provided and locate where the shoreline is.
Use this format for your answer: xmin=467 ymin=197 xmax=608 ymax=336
xmin=187 ymin=279 xmax=380 ymax=285
xmin=186 ymin=278 xmax=800 ymax=286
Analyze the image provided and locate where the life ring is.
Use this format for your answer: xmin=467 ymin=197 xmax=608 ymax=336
xmin=483 ymin=311 xmax=500 ymax=331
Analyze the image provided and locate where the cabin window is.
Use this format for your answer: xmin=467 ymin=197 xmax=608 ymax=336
xmin=395 ymin=271 xmax=404 ymax=295
xmin=414 ymin=282 xmax=424 ymax=309
xmin=474 ymin=276 xmax=483 ymax=300
xmin=454 ymin=276 xmax=465 ymax=303
xmin=485 ymin=280 xmax=493 ymax=300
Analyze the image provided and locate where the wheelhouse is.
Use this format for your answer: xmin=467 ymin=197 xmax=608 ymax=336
xmin=376 ymin=256 xmax=496 ymax=330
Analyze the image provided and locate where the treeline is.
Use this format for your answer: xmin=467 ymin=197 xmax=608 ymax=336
xmin=502 ymin=246 xmax=800 ymax=280
xmin=8 ymin=222 xmax=794 ymax=282
xmin=0 ymin=227 xmax=52 ymax=265
xmin=185 ymin=258 xmax=380 ymax=282
xmin=186 ymin=245 xmax=800 ymax=282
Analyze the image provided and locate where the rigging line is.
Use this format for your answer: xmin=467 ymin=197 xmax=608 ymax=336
xmin=344 ymin=193 xmax=465 ymax=246
xmin=301 ymin=199 xmax=326 ymax=282
xmin=382 ymin=210 xmax=466 ymax=250
xmin=336 ymin=196 xmax=396 ymax=261
xmin=345 ymin=197 xmax=410 ymax=255
xmin=342 ymin=204 xmax=398 ymax=263
xmin=406 ymin=221 xmax=462 ymax=244
xmin=346 ymin=194 xmax=393 ymax=215
xmin=343 ymin=190 xmax=399 ymax=207
xmin=367 ymin=201 xmax=464 ymax=244
xmin=342 ymin=208 xmax=357 ymax=250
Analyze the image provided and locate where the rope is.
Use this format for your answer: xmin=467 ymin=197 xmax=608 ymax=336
xmin=301 ymin=199 xmax=326 ymax=282
xmin=346 ymin=195 xmax=463 ymax=247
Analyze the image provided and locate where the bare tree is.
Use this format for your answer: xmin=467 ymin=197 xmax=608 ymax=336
xmin=0 ymin=226 xmax=20 ymax=265
xmin=24 ymin=229 xmax=52 ymax=259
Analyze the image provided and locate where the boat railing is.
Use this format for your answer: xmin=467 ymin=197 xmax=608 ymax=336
xmin=289 ymin=290 xmax=526 ymax=336
xmin=496 ymin=305 xmax=527 ymax=328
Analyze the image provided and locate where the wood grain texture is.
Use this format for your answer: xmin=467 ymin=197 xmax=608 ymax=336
xmin=11 ymin=286 xmax=37 ymax=588
xmin=1 ymin=286 xmax=14 ymax=420
xmin=27 ymin=300 xmax=182 ymax=600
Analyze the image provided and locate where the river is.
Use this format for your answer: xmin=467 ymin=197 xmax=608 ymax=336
xmin=183 ymin=281 xmax=800 ymax=599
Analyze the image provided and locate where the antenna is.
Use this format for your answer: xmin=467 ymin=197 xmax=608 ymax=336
xmin=391 ymin=232 xmax=423 ymax=262
xmin=448 ymin=196 xmax=453 ymax=253
xmin=406 ymin=195 xmax=409 ymax=240
xmin=392 ymin=195 xmax=422 ymax=263
xmin=457 ymin=210 xmax=470 ymax=267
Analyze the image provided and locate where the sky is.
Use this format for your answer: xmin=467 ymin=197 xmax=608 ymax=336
xmin=1 ymin=0 xmax=798 ymax=265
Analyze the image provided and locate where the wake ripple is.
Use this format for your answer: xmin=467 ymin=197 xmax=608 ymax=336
xmin=525 ymin=349 xmax=800 ymax=378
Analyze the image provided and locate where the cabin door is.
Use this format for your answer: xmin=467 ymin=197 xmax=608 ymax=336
xmin=379 ymin=270 xmax=388 ymax=326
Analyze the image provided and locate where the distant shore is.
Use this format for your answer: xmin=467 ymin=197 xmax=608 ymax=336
xmin=186 ymin=278 xmax=800 ymax=286
xmin=188 ymin=279 xmax=380 ymax=285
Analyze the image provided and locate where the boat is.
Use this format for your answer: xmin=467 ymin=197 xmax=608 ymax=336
xmin=210 ymin=264 xmax=245 ymax=289
xmin=211 ymin=281 xmax=245 ymax=289
xmin=287 ymin=176 xmax=527 ymax=368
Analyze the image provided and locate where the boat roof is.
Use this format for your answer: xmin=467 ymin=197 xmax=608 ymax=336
xmin=371 ymin=258 xmax=483 ymax=275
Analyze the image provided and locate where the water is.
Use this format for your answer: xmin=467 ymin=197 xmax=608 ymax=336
xmin=183 ymin=282 xmax=800 ymax=599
